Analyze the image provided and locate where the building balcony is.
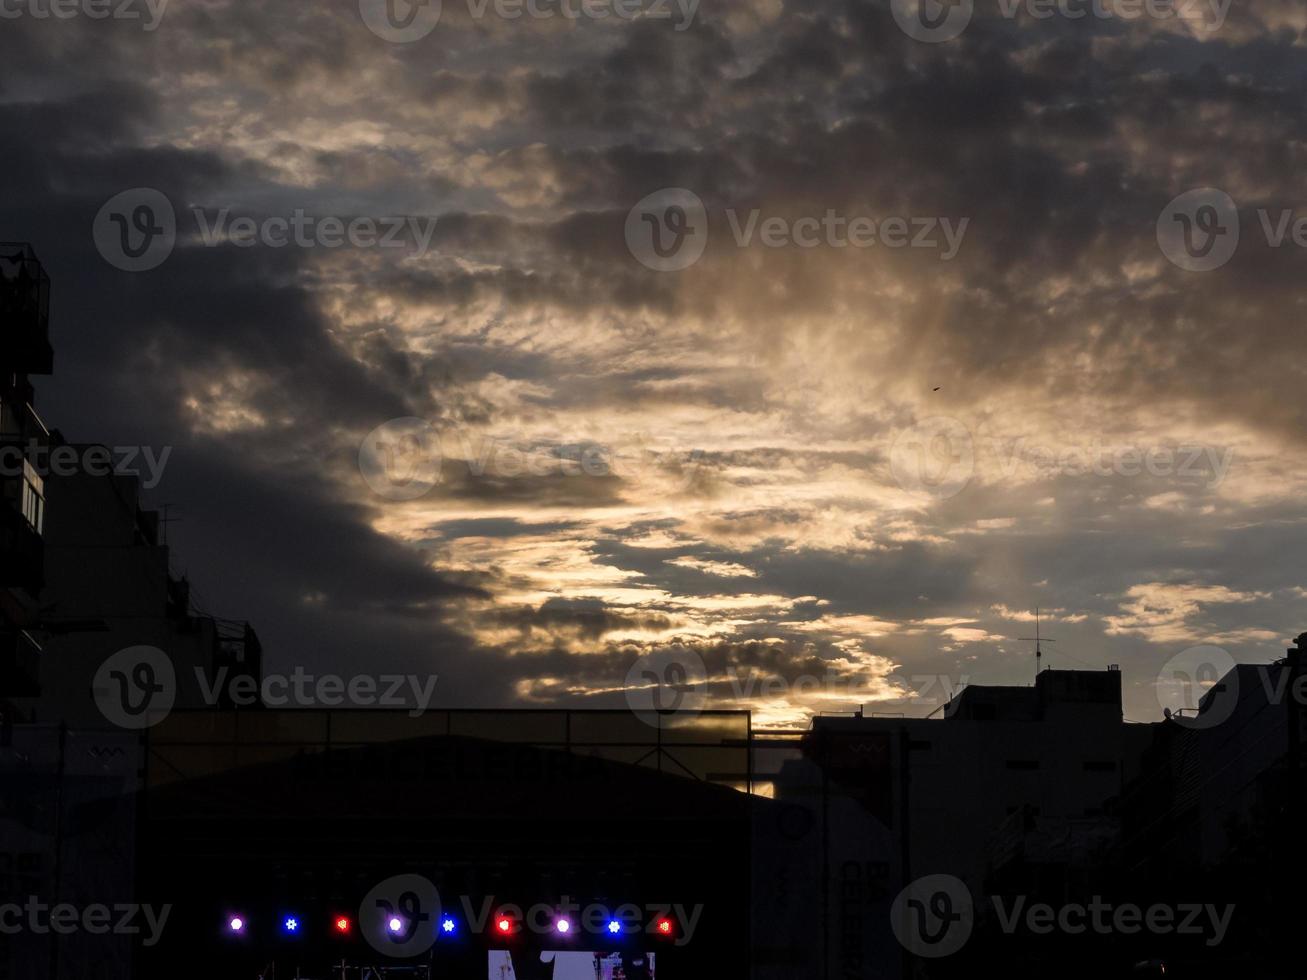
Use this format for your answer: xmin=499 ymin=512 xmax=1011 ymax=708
xmin=0 ymin=628 xmax=41 ymax=698
xmin=0 ymin=242 xmax=54 ymax=376
xmin=0 ymin=498 xmax=43 ymax=594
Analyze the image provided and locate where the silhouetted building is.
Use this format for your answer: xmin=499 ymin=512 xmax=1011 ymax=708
xmin=1 ymin=243 xmax=261 ymax=732
xmin=0 ymin=245 xmax=262 ymax=980
xmin=1117 ymin=633 xmax=1307 ymax=977
xmin=14 ymin=459 xmax=261 ymax=727
xmin=770 ymin=668 xmax=1159 ymax=979
xmin=0 ymin=243 xmax=53 ymax=723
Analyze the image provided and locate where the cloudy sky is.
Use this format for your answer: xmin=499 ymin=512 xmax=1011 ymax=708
xmin=4 ymin=0 xmax=1306 ymax=727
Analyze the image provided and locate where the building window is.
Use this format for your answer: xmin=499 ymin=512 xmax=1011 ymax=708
xmin=20 ymin=460 xmax=44 ymax=534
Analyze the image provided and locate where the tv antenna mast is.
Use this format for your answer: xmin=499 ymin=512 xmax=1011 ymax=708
xmin=1019 ymin=607 xmax=1056 ymax=682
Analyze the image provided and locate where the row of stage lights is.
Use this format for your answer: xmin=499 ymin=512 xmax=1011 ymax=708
xmin=225 ymin=913 xmax=675 ymax=939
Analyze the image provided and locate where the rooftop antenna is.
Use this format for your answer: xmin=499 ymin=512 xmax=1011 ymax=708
xmin=1019 ymin=607 xmax=1056 ymax=682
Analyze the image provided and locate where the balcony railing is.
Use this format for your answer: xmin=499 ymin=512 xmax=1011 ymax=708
xmin=0 ymin=396 xmax=50 ymax=443
xmin=0 ymin=242 xmax=53 ymax=375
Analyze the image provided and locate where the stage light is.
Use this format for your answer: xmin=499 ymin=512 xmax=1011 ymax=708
xmin=607 ymin=920 xmax=622 ymax=935
xmin=334 ymin=916 xmax=352 ymax=935
xmin=228 ymin=916 xmax=245 ymax=934
xmin=283 ymin=916 xmax=299 ymax=934
xmin=656 ymin=919 xmax=673 ymax=936
xmin=496 ymin=916 xmax=513 ymax=935
xmin=388 ymin=916 xmax=404 ymax=934
xmin=556 ymin=918 xmax=571 ymax=934
xmin=441 ymin=917 xmax=457 ymax=934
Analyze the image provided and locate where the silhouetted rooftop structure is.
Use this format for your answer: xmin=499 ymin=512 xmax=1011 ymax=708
xmin=0 ymin=241 xmax=53 ymax=376
xmin=941 ymin=666 xmax=1123 ymax=721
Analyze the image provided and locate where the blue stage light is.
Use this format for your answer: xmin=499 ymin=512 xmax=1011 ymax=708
xmin=441 ymin=917 xmax=457 ymax=934
xmin=284 ymin=916 xmax=299 ymax=934
xmin=228 ymin=916 xmax=245 ymax=934
xmin=556 ymin=918 xmax=571 ymax=934
xmin=388 ymin=916 xmax=404 ymax=934
xmin=607 ymin=920 xmax=622 ymax=935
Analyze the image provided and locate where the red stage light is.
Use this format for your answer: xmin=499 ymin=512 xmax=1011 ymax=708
xmin=656 ymin=919 xmax=673 ymax=936
xmin=334 ymin=916 xmax=352 ymax=934
xmin=496 ymin=917 xmax=513 ymax=934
